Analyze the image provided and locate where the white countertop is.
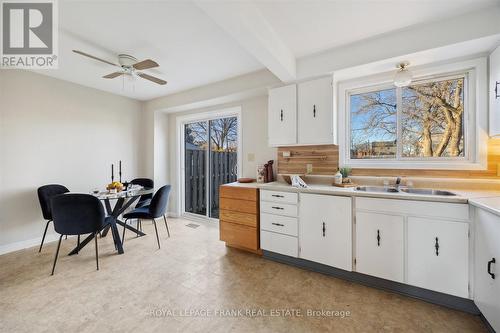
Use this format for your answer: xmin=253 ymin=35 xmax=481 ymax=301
xmin=256 ymin=181 xmax=500 ymax=206
xmin=469 ymin=197 xmax=500 ymax=216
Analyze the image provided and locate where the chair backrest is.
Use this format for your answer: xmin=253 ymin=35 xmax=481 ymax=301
xmin=130 ymin=178 xmax=154 ymax=200
xmin=37 ymin=184 xmax=69 ymax=220
xmin=148 ymin=185 xmax=171 ymax=218
xmin=51 ymin=194 xmax=105 ymax=236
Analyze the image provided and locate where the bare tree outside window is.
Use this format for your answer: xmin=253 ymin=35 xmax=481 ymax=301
xmin=402 ymin=77 xmax=464 ymax=157
xmin=350 ymin=88 xmax=397 ymax=159
xmin=349 ymin=75 xmax=465 ymax=160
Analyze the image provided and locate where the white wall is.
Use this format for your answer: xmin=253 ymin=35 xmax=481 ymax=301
xmin=0 ymin=70 xmax=145 ymax=252
xmin=165 ymin=96 xmax=275 ymax=215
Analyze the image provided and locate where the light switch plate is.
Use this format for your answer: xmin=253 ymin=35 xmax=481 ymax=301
xmin=306 ymin=163 xmax=313 ymax=174
xmin=282 ymin=151 xmax=291 ymax=157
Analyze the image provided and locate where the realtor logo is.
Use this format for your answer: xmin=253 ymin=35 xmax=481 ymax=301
xmin=1 ymin=0 xmax=58 ymax=68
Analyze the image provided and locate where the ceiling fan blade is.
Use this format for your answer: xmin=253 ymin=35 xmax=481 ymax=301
xmin=73 ymin=50 xmax=119 ymax=67
xmin=133 ymin=59 xmax=159 ymax=70
xmin=103 ymin=72 xmax=124 ymax=79
xmin=137 ymin=72 xmax=167 ymax=85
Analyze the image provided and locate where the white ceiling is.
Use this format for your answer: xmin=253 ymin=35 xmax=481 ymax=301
xmin=256 ymin=0 xmax=500 ymax=58
xmin=34 ymin=0 xmax=500 ymax=101
xmin=37 ymin=1 xmax=263 ymax=100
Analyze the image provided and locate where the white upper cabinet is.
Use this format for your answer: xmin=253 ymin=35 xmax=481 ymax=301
xmin=299 ymin=194 xmax=352 ymax=270
xmin=489 ymin=46 xmax=500 ymax=137
xmin=407 ymin=217 xmax=469 ymax=298
xmin=474 ymin=208 xmax=500 ymax=332
xmin=298 ymin=77 xmax=333 ymax=145
xmin=268 ymin=76 xmax=334 ymax=147
xmin=268 ymin=84 xmax=297 ymax=146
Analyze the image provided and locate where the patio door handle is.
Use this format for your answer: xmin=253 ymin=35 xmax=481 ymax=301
xmin=280 ymin=109 xmax=283 ymax=121
xmin=495 ymin=81 xmax=500 ymax=99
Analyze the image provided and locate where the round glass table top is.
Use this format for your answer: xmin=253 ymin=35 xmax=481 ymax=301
xmin=92 ymin=186 xmax=154 ymax=200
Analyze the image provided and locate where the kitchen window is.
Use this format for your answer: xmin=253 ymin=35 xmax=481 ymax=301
xmin=337 ymin=58 xmax=488 ymax=170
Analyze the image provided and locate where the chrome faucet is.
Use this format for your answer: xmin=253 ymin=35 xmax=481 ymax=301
xmin=395 ymin=176 xmax=402 ymax=190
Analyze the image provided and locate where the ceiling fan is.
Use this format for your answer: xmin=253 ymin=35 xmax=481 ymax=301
xmin=72 ymin=50 xmax=167 ymax=85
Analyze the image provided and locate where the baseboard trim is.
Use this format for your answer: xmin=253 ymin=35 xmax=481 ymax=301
xmin=0 ymin=233 xmax=60 ymax=255
xmin=480 ymin=313 xmax=496 ymax=333
xmin=263 ymin=250 xmax=480 ymax=315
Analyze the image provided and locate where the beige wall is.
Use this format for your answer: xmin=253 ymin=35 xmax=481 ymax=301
xmin=0 ymin=70 xmax=146 ymax=252
xmin=166 ymin=96 xmax=276 ymax=215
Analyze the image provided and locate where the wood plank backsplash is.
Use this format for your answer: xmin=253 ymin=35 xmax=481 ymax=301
xmin=277 ymin=145 xmax=339 ymax=175
xmin=277 ymin=138 xmax=500 ymax=178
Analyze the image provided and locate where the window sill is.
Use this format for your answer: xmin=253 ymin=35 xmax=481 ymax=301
xmin=343 ymin=160 xmax=487 ymax=171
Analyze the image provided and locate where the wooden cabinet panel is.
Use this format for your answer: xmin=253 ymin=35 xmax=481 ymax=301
xmin=220 ymin=222 xmax=258 ymax=251
xmin=219 ymin=184 xmax=260 ymax=254
xmin=220 ymin=186 xmax=258 ymax=201
xmin=220 ymin=209 xmax=257 ymax=228
xmin=219 ymin=198 xmax=258 ymax=214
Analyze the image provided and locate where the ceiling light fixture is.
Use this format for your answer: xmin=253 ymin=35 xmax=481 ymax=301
xmin=394 ymin=62 xmax=412 ymax=87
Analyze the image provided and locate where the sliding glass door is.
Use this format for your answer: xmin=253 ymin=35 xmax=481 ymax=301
xmin=184 ymin=115 xmax=239 ymax=219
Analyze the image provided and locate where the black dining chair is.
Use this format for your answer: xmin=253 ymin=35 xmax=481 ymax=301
xmin=37 ymin=184 xmax=69 ymax=252
xmin=130 ymin=178 xmax=154 ymax=208
xmin=50 ymin=194 xmax=110 ymax=275
xmin=123 ymin=185 xmax=171 ymax=249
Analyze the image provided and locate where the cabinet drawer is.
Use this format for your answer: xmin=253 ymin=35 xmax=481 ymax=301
xmin=261 ymin=201 xmax=298 ymax=217
xmin=220 ymin=222 xmax=258 ymax=250
xmin=219 ymin=198 xmax=258 ymax=214
xmin=261 ymin=213 xmax=298 ymax=236
xmin=261 ymin=190 xmax=298 ymax=204
xmin=220 ymin=186 xmax=258 ymax=201
xmin=261 ymin=230 xmax=298 ymax=257
xmin=220 ymin=210 xmax=257 ymax=228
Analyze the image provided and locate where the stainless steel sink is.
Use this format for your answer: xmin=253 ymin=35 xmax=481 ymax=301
xmin=355 ymin=186 xmax=399 ymax=193
xmin=399 ymin=188 xmax=457 ymax=196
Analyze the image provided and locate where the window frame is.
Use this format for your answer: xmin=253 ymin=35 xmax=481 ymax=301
xmin=337 ymin=57 xmax=488 ymax=170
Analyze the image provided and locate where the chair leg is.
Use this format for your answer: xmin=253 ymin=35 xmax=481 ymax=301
xmin=94 ymin=232 xmax=99 ymax=271
xmin=122 ymin=219 xmax=127 ymax=243
xmin=136 ymin=219 xmax=140 ymax=237
xmin=76 ymin=235 xmax=80 ymax=254
xmin=65 ymin=235 xmax=67 ymax=240
xmin=152 ymin=219 xmax=160 ymax=249
xmin=163 ymin=215 xmax=170 ymax=238
xmin=51 ymin=235 xmax=63 ymax=275
xmin=39 ymin=220 xmax=51 ymax=252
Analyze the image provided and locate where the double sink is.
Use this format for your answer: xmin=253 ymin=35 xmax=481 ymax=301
xmin=356 ymin=186 xmax=457 ymax=196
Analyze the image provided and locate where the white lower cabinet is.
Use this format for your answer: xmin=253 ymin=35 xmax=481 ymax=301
xmin=355 ymin=212 xmax=405 ymax=282
xmin=299 ymin=194 xmax=352 ymax=270
xmin=407 ymin=217 xmax=469 ymax=298
xmin=474 ymin=208 xmax=500 ymax=331
xmin=261 ymin=230 xmax=298 ymax=257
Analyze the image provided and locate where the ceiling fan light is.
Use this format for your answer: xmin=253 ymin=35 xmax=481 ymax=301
xmin=394 ymin=62 xmax=412 ymax=87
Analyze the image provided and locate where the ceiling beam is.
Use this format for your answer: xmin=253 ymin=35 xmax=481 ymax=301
xmin=195 ymin=1 xmax=296 ymax=82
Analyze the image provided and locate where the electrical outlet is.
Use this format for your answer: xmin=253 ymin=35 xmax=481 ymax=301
xmin=306 ymin=163 xmax=313 ymax=174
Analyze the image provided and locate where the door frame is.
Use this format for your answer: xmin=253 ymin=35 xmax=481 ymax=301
xmin=176 ymin=106 xmax=242 ymax=220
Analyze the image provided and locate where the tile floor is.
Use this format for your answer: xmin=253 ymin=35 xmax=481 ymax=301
xmin=0 ymin=218 xmax=487 ymax=332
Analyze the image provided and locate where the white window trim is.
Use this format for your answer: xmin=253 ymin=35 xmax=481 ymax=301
xmin=337 ymin=57 xmax=488 ymax=170
xmin=175 ymin=106 xmax=242 ymax=219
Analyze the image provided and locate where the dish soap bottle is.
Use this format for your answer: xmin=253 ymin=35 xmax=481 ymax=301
xmin=334 ymin=169 xmax=343 ymax=185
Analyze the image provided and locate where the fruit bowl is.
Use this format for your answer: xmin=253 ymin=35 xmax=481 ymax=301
xmin=106 ymin=181 xmax=124 ymax=192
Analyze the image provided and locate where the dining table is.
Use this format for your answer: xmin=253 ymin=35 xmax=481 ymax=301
xmin=67 ymin=186 xmax=154 ymax=256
